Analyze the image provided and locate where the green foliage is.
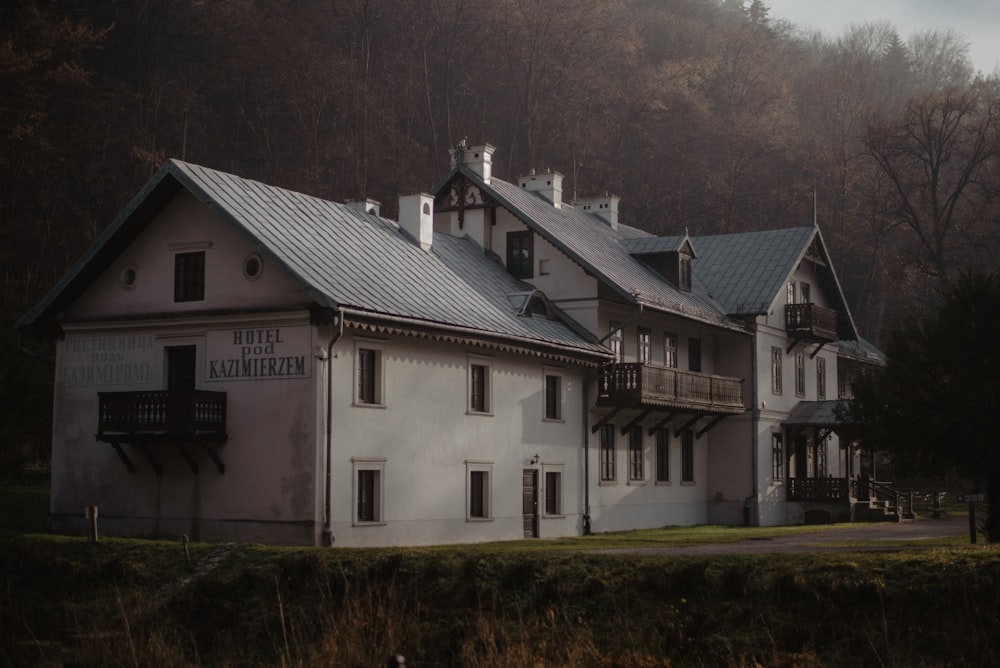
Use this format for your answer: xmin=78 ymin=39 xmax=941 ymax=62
xmin=849 ymin=271 xmax=1000 ymax=540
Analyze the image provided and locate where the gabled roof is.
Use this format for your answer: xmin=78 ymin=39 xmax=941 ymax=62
xmin=19 ymin=160 xmax=610 ymax=363
xmin=434 ymin=167 xmax=745 ymax=333
xmin=691 ymin=226 xmax=859 ymax=340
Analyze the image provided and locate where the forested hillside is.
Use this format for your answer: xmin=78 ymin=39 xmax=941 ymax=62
xmin=3 ymin=0 xmax=998 ymax=462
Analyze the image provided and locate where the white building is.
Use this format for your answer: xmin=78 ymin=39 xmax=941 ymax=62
xmin=20 ymin=143 xmax=890 ymax=546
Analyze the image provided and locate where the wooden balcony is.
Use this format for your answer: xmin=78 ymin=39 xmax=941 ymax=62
xmin=98 ymin=390 xmax=228 ymax=445
xmin=785 ymin=303 xmax=838 ymax=342
xmin=597 ymin=363 xmax=744 ymax=414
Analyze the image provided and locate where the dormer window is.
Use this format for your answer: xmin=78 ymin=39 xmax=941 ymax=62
xmin=507 ymin=231 xmax=533 ymax=279
xmin=679 ymin=254 xmax=692 ymax=292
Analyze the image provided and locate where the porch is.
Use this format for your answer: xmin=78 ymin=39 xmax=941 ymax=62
xmin=786 ymin=476 xmax=915 ymax=522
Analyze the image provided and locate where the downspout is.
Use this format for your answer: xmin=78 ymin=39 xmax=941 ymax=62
xmin=582 ymin=379 xmax=591 ymax=535
xmin=747 ymin=319 xmax=760 ymax=526
xmin=322 ymin=310 xmax=345 ymax=546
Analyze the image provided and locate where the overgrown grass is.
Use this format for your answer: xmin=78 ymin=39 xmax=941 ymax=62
xmin=3 ymin=472 xmax=997 ymax=666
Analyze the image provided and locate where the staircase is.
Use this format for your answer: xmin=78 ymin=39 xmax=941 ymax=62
xmin=852 ymin=478 xmax=916 ymax=522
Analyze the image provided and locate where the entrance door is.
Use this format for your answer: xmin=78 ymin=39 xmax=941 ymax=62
xmin=522 ymin=469 xmax=538 ymax=538
xmin=167 ymin=346 xmax=197 ymax=390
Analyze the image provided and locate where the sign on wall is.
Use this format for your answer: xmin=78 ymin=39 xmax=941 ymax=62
xmin=58 ymin=335 xmax=156 ymax=386
xmin=205 ymin=326 xmax=311 ymax=381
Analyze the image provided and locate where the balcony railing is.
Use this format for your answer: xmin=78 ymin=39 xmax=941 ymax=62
xmin=598 ymin=363 xmax=744 ymax=414
xmin=787 ymin=477 xmax=850 ymax=502
xmin=785 ymin=303 xmax=838 ymax=341
xmin=97 ymin=390 xmax=227 ymax=444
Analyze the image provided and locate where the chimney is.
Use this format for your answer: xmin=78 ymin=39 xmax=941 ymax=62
xmin=575 ymin=195 xmax=620 ymax=230
xmin=398 ymin=192 xmax=434 ymax=251
xmin=519 ymin=169 xmax=564 ymax=208
xmin=450 ymin=141 xmax=495 ymax=185
xmin=345 ymin=198 xmax=381 ymax=216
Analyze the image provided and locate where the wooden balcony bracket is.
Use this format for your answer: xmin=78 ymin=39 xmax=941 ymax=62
xmin=173 ymin=443 xmax=199 ymax=475
xmin=809 ymin=342 xmax=827 ymax=359
xmin=109 ymin=442 xmax=136 ymax=474
xmin=621 ymin=409 xmax=653 ymax=435
xmin=591 ymin=406 xmax=624 ymax=434
xmin=647 ymin=411 xmax=679 ymax=436
xmin=136 ymin=443 xmax=163 ymax=477
xmin=786 ymin=338 xmax=801 ymax=355
xmin=674 ymin=415 xmax=701 ymax=438
xmin=201 ymin=443 xmax=226 ymax=474
xmin=696 ymin=415 xmax=727 ymax=439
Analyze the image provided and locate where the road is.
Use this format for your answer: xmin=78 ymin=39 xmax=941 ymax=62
xmin=597 ymin=518 xmax=987 ymax=555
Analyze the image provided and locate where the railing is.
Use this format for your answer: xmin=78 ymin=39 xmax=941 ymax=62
xmin=598 ymin=363 xmax=744 ymax=412
xmin=98 ymin=390 xmax=227 ymax=442
xmin=785 ymin=303 xmax=838 ymax=341
xmin=787 ymin=477 xmax=850 ymax=502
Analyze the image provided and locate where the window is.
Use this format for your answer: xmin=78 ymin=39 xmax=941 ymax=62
xmin=681 ymin=430 xmax=695 ymax=482
xmin=795 ymin=352 xmax=806 ymax=398
xmin=800 ymin=282 xmax=811 ymax=304
xmin=679 ymin=254 xmax=692 ymax=291
xmin=771 ymin=347 xmax=783 ymax=395
xmin=629 ymin=426 xmax=644 ymax=481
xmin=838 ymin=368 xmax=849 ymax=398
xmin=655 ymin=428 xmax=670 ymax=482
xmin=664 ymin=334 xmax=677 ymax=368
xmin=544 ymin=373 xmax=562 ymax=420
xmin=609 ymin=322 xmax=623 ymax=362
xmin=600 ymin=424 xmax=616 ymax=481
xmin=507 ymin=230 xmax=533 ymax=278
xmin=771 ymin=433 xmax=784 ymax=481
xmin=688 ymin=337 xmax=702 ymax=372
xmin=353 ymin=458 xmax=385 ymax=524
xmin=467 ymin=461 xmax=493 ymax=519
xmin=817 ymin=357 xmax=826 ymax=400
xmin=544 ymin=471 xmax=562 ymax=515
xmin=637 ymin=328 xmax=651 ymax=364
xmin=470 ymin=364 xmax=487 ymax=412
xmin=786 ymin=280 xmax=796 ymax=305
xmin=355 ymin=340 xmax=385 ymax=406
xmin=174 ymin=251 xmax=205 ymax=302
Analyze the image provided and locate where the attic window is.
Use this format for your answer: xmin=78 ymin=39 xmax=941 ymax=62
xmin=507 ymin=231 xmax=533 ymax=279
xmin=679 ymin=254 xmax=692 ymax=292
xmin=243 ymin=253 xmax=263 ymax=280
xmin=120 ymin=265 xmax=138 ymax=291
xmin=174 ymin=251 xmax=205 ymax=302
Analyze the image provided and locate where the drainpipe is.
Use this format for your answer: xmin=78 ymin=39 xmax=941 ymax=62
xmin=582 ymin=379 xmax=591 ymax=535
xmin=747 ymin=320 xmax=760 ymax=526
xmin=322 ymin=310 xmax=345 ymax=546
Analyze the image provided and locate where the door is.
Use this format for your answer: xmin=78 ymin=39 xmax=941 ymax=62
xmin=522 ymin=469 xmax=538 ymax=538
xmin=167 ymin=345 xmax=197 ymax=390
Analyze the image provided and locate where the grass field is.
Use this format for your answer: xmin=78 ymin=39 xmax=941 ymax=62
xmin=2 ymin=471 xmax=998 ymax=666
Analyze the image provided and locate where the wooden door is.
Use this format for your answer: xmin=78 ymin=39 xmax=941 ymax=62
xmin=522 ymin=469 xmax=538 ymax=538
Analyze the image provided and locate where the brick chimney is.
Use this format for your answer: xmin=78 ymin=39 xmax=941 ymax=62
xmin=575 ymin=195 xmax=620 ymax=230
xmin=450 ymin=140 xmax=495 ymax=185
xmin=519 ymin=169 xmax=564 ymax=208
xmin=398 ymin=193 xmax=434 ymax=251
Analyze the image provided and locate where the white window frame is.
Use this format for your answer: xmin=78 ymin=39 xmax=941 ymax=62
xmin=465 ymin=460 xmax=493 ymax=521
xmin=467 ymin=354 xmax=493 ymax=416
xmin=771 ymin=347 xmax=783 ymax=395
xmin=353 ymin=338 xmax=386 ymax=407
xmin=542 ymin=464 xmax=564 ymax=517
xmin=351 ymin=457 xmax=386 ymax=526
xmin=817 ymin=356 xmax=826 ymax=401
xmin=795 ymin=351 xmax=806 ymax=398
xmin=543 ymin=366 xmax=564 ymax=422
xmin=664 ymin=333 xmax=678 ymax=369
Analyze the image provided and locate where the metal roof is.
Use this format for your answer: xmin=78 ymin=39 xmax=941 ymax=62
xmin=783 ymin=399 xmax=852 ymax=427
xmin=20 ymin=160 xmax=610 ymax=362
xmin=440 ymin=167 xmax=746 ymax=333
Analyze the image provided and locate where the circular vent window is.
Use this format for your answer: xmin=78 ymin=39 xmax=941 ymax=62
xmin=243 ymin=253 xmax=263 ymax=280
xmin=120 ymin=265 xmax=138 ymax=290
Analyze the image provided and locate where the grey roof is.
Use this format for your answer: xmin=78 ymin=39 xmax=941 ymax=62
xmin=837 ymin=337 xmax=887 ymax=366
xmin=782 ymin=399 xmax=852 ymax=427
xmin=439 ymin=167 xmax=745 ymax=332
xmin=20 ymin=160 xmax=610 ymax=361
xmin=619 ymin=235 xmax=693 ymax=256
xmin=691 ymin=227 xmax=817 ymax=316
